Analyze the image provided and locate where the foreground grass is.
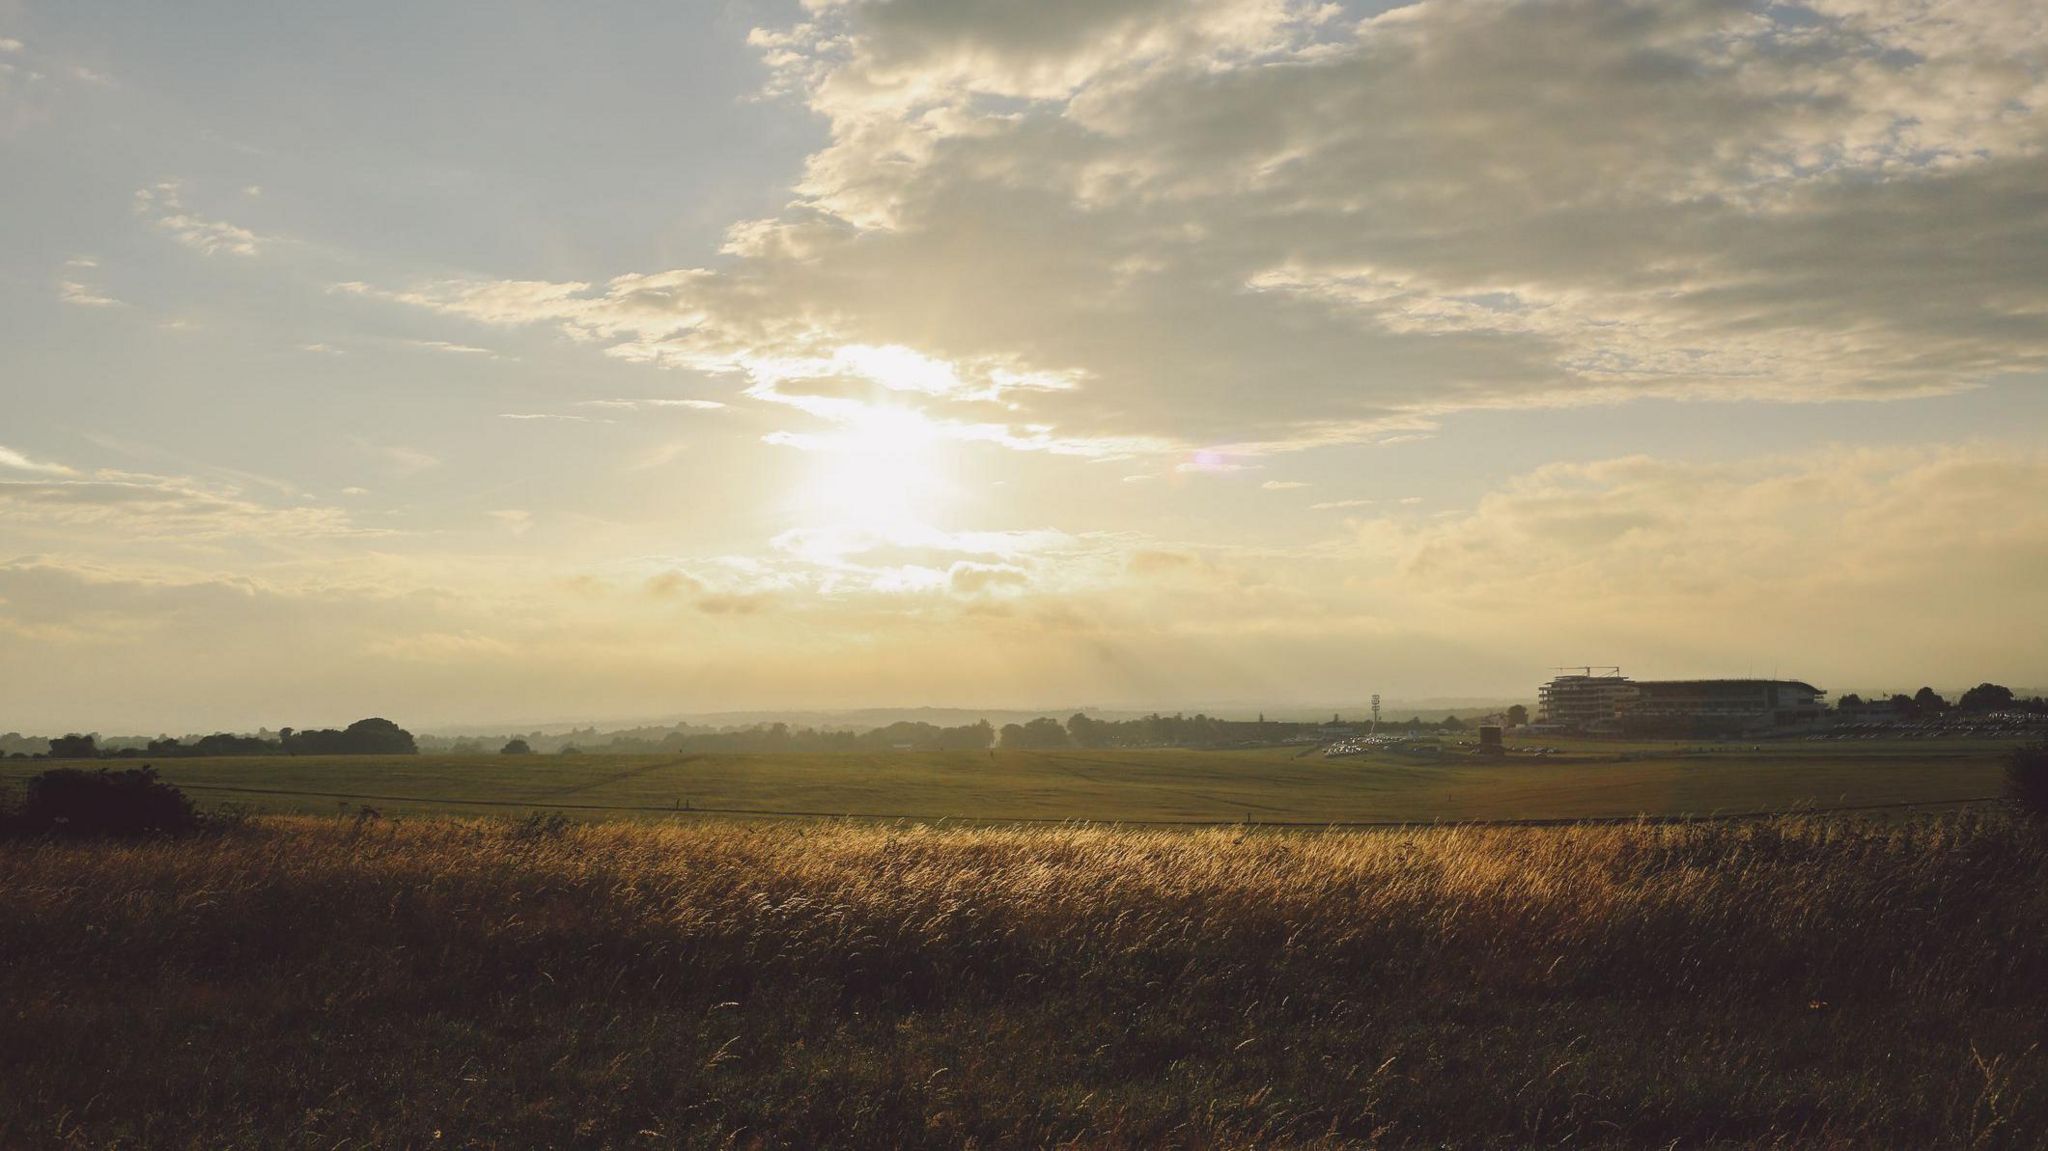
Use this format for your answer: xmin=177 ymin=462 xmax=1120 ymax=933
xmin=3 ymin=815 xmax=2046 ymax=1148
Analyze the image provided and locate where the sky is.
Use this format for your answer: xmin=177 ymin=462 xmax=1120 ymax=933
xmin=3 ymin=0 xmax=2046 ymax=733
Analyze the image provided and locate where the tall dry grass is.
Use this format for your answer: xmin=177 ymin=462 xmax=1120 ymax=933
xmin=2 ymin=814 xmax=2045 ymax=1148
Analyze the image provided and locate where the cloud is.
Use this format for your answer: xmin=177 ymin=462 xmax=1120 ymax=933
xmin=1310 ymin=498 xmax=1373 ymax=511
xmin=578 ymin=398 xmax=726 ymax=411
xmin=364 ymin=443 xmax=441 ymax=475
xmin=340 ymin=272 xmax=1163 ymax=460
xmin=0 ymin=471 xmax=373 ymax=541
xmin=57 ymin=281 xmax=119 ymax=306
xmin=407 ymin=338 xmax=504 ymax=358
xmin=366 ymin=631 xmax=517 ymax=662
xmin=1261 ymin=480 xmax=1309 ymax=491
xmin=134 ymin=182 xmax=262 ymax=256
xmin=1351 ymin=444 xmax=2048 ymax=680
xmin=947 ymin=560 xmax=1030 ymax=596
xmin=644 ymin=570 xmax=706 ymax=598
xmin=498 ymin=413 xmax=613 ymax=424
xmin=0 ymin=446 xmax=77 ymax=476
xmin=354 ymin=0 xmax=2048 ymax=466
xmin=57 ymin=256 xmax=121 ymax=307
xmin=487 ymin=509 xmax=533 ymax=535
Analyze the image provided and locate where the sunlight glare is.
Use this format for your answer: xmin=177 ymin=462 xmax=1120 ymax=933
xmin=797 ymin=403 xmax=947 ymax=541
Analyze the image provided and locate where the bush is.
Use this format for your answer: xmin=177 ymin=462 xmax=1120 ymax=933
xmin=6 ymin=766 xmax=200 ymax=837
xmin=2007 ymin=743 xmax=2048 ymax=821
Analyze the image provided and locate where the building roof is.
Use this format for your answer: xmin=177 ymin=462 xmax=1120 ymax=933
xmin=1633 ymin=678 xmax=1822 ymax=694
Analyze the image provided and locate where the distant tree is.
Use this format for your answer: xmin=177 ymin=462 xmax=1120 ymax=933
xmin=1066 ymin=713 xmax=1110 ymax=748
xmin=501 ymin=738 xmax=533 ymax=755
xmin=344 ymin=718 xmax=417 ymax=754
xmin=559 ymin=745 xmax=583 ymax=756
xmin=1837 ymin=693 xmax=1865 ymax=709
xmin=1506 ymin=704 xmax=1529 ymax=727
xmin=1913 ymin=687 xmax=1949 ymax=716
xmin=47 ymin=734 xmax=99 ymax=760
xmin=936 ymin=720 xmax=994 ymax=751
xmin=999 ymin=717 xmax=1070 ymax=750
xmin=1440 ymin=715 xmax=1466 ymax=732
xmin=1889 ymin=693 xmax=1915 ymax=715
xmin=284 ymin=718 xmax=417 ymax=756
xmin=1958 ymin=683 xmax=2015 ymax=714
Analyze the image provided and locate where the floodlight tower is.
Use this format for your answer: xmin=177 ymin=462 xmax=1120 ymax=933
xmin=1370 ymin=693 xmax=1381 ymax=735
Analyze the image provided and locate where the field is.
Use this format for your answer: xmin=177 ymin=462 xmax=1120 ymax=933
xmin=3 ymin=812 xmax=2046 ymax=1148
xmin=0 ymin=737 xmax=2017 ymax=825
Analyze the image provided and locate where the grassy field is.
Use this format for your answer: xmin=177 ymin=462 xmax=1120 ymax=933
xmin=3 ymin=813 xmax=2044 ymax=1148
xmin=0 ymin=739 xmax=2015 ymax=824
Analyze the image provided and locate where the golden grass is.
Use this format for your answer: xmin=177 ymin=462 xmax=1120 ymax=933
xmin=3 ymin=814 xmax=2045 ymax=1148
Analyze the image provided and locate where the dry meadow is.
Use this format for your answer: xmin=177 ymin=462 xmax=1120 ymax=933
xmin=3 ymin=814 xmax=2045 ymax=1148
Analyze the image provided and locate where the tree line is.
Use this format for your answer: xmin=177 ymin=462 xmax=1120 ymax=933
xmin=16 ymin=718 xmax=418 ymax=760
xmin=1836 ymin=683 xmax=2044 ymax=718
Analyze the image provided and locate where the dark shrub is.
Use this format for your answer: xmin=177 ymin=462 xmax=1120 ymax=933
xmin=2007 ymin=743 xmax=2048 ymax=822
xmin=11 ymin=766 xmax=199 ymax=837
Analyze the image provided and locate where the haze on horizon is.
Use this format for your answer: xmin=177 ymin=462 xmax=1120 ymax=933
xmin=4 ymin=0 xmax=2047 ymax=734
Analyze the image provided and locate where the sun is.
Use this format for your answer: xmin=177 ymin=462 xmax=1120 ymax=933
xmin=796 ymin=403 xmax=947 ymax=540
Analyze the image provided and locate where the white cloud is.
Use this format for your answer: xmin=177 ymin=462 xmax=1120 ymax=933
xmin=57 ymin=280 xmax=120 ymax=307
xmin=578 ymin=398 xmax=726 ymax=411
xmin=57 ymin=256 xmax=120 ymax=306
xmin=406 ymin=338 xmax=503 ymax=358
xmin=1261 ymin=480 xmax=1309 ymax=491
xmin=134 ymin=182 xmax=263 ymax=256
xmin=0 ymin=470 xmax=374 ymax=541
xmin=346 ymin=0 xmax=2048 ymax=465
xmin=0 ymin=446 xmax=77 ymax=476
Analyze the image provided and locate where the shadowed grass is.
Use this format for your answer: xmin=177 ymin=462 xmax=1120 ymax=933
xmin=2 ymin=814 xmax=2044 ymax=1148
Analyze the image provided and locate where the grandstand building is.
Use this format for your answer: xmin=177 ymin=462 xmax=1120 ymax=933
xmin=1537 ymin=668 xmax=1636 ymax=732
xmin=1620 ymin=679 xmax=1827 ymax=736
xmin=1538 ymin=670 xmax=1827 ymax=737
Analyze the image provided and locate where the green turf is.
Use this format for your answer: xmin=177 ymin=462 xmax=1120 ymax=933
xmin=0 ymin=738 xmax=2017 ymax=823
